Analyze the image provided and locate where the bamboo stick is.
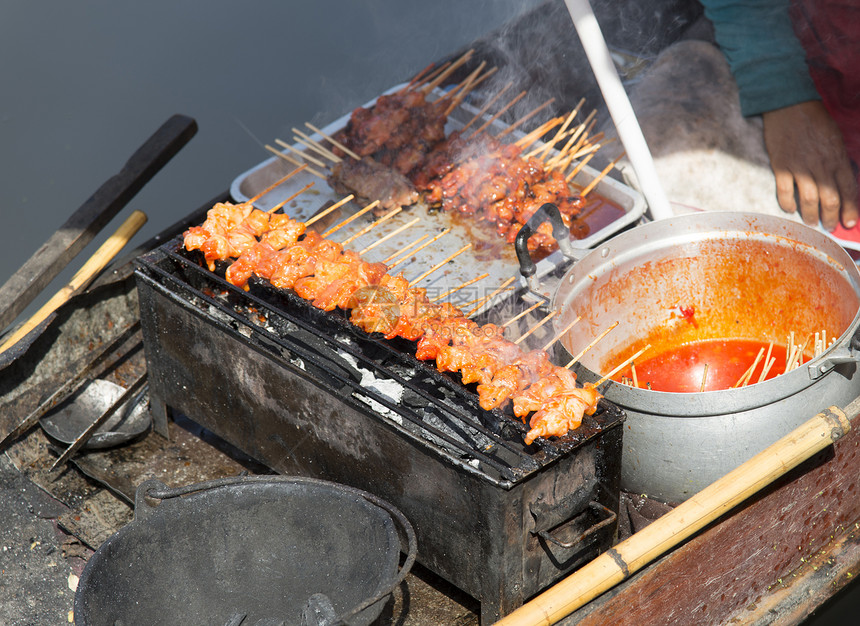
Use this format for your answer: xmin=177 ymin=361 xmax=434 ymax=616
xmin=540 ymin=316 xmax=581 ymax=353
xmin=445 ymin=66 xmax=499 ymax=116
xmin=495 ymin=402 xmax=855 ymax=626
xmin=382 ymin=234 xmax=430 ymax=265
xmin=247 ymin=165 xmax=308 ymax=204
xmin=266 ymin=182 xmax=315 ymax=213
xmin=469 ymin=90 xmax=527 ymax=138
xmin=290 ymin=129 xmax=341 ymax=163
xmin=0 ymin=211 xmax=147 ymax=354
xmin=592 ymin=344 xmax=651 ymax=387
xmin=460 ymin=82 xmax=513 ymax=133
xmin=429 ymin=272 xmax=490 ymax=303
xmin=339 ymin=207 xmax=402 ymax=246
xmin=496 ymin=98 xmax=556 ymax=139
xmin=579 ymin=152 xmax=626 ymax=197
xmin=700 ymin=364 xmax=709 ymax=392
xmin=358 ymin=217 xmax=420 ymax=255
xmin=564 ymin=152 xmax=598 ymax=183
xmin=304 ymin=122 xmax=361 ymax=161
xmin=757 ymin=342 xmax=775 ymax=383
xmin=304 ymin=194 xmax=355 ymax=227
xmin=513 ymin=310 xmax=557 ymax=345
xmin=423 ymin=49 xmax=474 ymax=93
xmin=564 ymin=321 xmax=619 ymax=369
xmin=264 ymin=145 xmax=327 ymax=179
xmin=407 ymin=244 xmax=472 ymax=287
xmin=322 ymin=201 xmax=379 ymax=237
xmin=466 ymin=276 xmax=517 ymax=317
xmin=514 ymin=117 xmax=565 ymax=149
xmin=501 ymin=301 xmax=544 ymax=328
xmin=387 ymin=228 xmax=452 ymax=270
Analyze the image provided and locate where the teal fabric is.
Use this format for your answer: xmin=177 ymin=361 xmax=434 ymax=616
xmin=700 ymin=0 xmax=820 ymax=116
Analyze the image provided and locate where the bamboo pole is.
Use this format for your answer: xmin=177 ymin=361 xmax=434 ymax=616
xmin=495 ymin=401 xmax=856 ymax=626
xmin=0 ymin=211 xmax=147 ymax=354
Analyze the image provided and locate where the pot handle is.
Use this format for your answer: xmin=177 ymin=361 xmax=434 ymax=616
xmin=514 ymin=203 xmax=576 ymax=292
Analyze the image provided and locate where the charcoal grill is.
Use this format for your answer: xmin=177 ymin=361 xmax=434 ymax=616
xmin=133 ymin=239 xmax=625 ymax=623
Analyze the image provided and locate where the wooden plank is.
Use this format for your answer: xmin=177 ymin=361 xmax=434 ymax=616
xmin=0 ymin=114 xmax=197 ymax=332
xmin=563 ymin=410 xmax=860 ymax=625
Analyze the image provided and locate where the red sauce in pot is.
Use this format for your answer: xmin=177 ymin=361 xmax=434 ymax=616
xmin=615 ymin=338 xmax=792 ymax=393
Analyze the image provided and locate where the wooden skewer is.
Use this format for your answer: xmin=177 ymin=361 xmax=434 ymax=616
xmin=564 ymin=321 xmax=619 ymax=369
xmin=340 ymin=207 xmax=402 ymax=246
xmin=460 ymin=287 xmax=514 ymax=309
xmin=496 ymin=98 xmax=556 ymax=139
xmin=445 ymin=66 xmax=499 ymax=116
xmin=291 ymin=129 xmax=341 ymax=163
xmin=387 ymin=228 xmax=452 ymax=269
xmin=247 ymin=165 xmax=308 ymax=204
xmin=533 ymin=101 xmax=584 ymax=161
xmin=412 ymin=61 xmax=451 ymax=91
xmin=266 ymin=182 xmax=315 ymax=213
xmin=273 ymin=140 xmax=328 ymax=168
xmin=513 ymin=117 xmax=565 ymax=150
xmin=322 ymin=200 xmax=379 ymax=238
xmin=564 ymin=152 xmax=598 ymax=182
xmin=631 ymin=363 xmax=639 ymax=388
xmin=540 ymin=316 xmax=581 ymax=353
xmin=429 ymin=272 xmax=490 ymax=303
xmin=358 ymin=217 xmax=420 ymax=255
xmin=466 ymin=276 xmax=517 ymax=317
xmin=304 ymin=194 xmax=355 ymax=227
xmin=469 ymin=90 xmax=527 ymax=138
xmin=592 ymin=344 xmax=651 ymax=387
xmin=501 ymin=301 xmax=544 ymax=328
xmin=546 ymin=110 xmax=596 ymax=167
xmin=423 ymin=48 xmax=474 ymax=93
xmin=265 ymin=145 xmax=326 ymax=179
xmin=401 ymin=62 xmax=436 ymax=92
xmin=700 ymin=364 xmax=709 ymax=392
xmin=579 ymin=152 xmax=626 ymax=198
xmin=408 ymin=244 xmax=472 ymax=287
xmin=757 ymin=341 xmax=775 ymax=383
xmin=760 ymin=356 xmax=777 ymax=382
xmin=304 ymin=122 xmax=361 ymax=161
xmin=287 ymin=136 xmax=341 ymax=164
xmin=440 ymin=61 xmax=486 ymax=104
xmin=0 ymin=211 xmax=147 ymax=354
xmin=383 ymin=233 xmax=430 ymax=265
xmin=734 ymin=347 xmax=765 ymax=388
xmin=460 ymin=82 xmax=513 ymax=133
xmin=513 ymin=310 xmax=557 ymax=345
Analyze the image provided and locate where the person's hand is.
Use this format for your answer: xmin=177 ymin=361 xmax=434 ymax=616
xmin=762 ymin=100 xmax=858 ymax=231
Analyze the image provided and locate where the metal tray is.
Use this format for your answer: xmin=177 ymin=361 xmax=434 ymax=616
xmin=230 ymin=83 xmax=645 ymax=313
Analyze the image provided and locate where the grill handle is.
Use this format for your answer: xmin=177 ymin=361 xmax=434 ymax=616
xmin=535 ymin=501 xmax=616 ymax=550
xmin=514 ymin=203 xmax=579 ymax=292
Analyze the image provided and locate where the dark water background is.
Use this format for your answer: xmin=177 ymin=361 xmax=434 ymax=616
xmin=0 ymin=1 xmax=857 ymax=623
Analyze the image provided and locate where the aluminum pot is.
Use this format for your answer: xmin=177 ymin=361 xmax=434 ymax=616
xmin=74 ymin=475 xmax=416 ymax=626
xmin=548 ymin=211 xmax=860 ymax=503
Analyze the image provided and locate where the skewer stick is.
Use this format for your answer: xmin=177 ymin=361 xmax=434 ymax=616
xmin=445 ymin=66 xmax=499 ymax=116
xmin=760 ymin=356 xmax=777 ymax=381
xmin=579 ymin=152 xmax=626 ymax=197
xmin=429 ymin=272 xmax=490 ymax=303
xmin=304 ymin=194 xmax=355 ymax=227
xmin=564 ymin=321 xmax=619 ymax=369
xmin=501 ymin=301 xmax=544 ymax=328
xmin=592 ymin=344 xmax=651 ymax=387
xmin=459 ymin=288 xmax=514 ymax=309
xmin=287 ymin=136 xmax=341 ymax=164
xmin=340 ymin=207 xmax=402 ymax=246
xmin=564 ymin=152 xmax=598 ymax=182
xmin=423 ymin=48 xmax=474 ymax=93
xmin=734 ymin=348 xmax=765 ymax=388
xmin=304 ymin=122 xmax=361 ymax=161
xmin=440 ymin=61 xmax=486 ymax=104
xmin=358 ymin=217 xmax=420 ymax=255
xmin=469 ymin=90 xmax=527 ymax=138
xmin=408 ymin=244 xmax=472 ymax=287
xmin=533 ymin=101 xmax=585 ymax=160
xmin=631 ymin=363 xmax=639 ymax=388
xmin=291 ymin=129 xmax=341 ymax=163
xmin=387 ymin=229 xmax=452 ymax=269
xmin=513 ymin=310 xmax=557 ymax=345
xmin=412 ymin=61 xmax=451 ymax=90
xmin=272 ymin=140 xmax=328 ymax=168
xmin=0 ymin=211 xmax=147 ymax=354
xmin=400 ymin=62 xmax=436 ymax=92
xmin=247 ymin=165 xmax=308 ymax=204
xmin=266 ymin=182 xmax=315 ymax=213
xmin=547 ymin=110 xmax=596 ymax=166
xmin=322 ymin=200 xmax=379 ymax=238
xmin=461 ymin=82 xmax=513 ymax=133
xmin=540 ymin=316 xmax=581 ymax=353
xmin=383 ymin=234 xmax=430 ymax=264
xmin=757 ymin=341 xmax=775 ymax=383
xmin=700 ymin=364 xmax=709 ymax=392
xmin=496 ymin=98 xmax=556 ymax=139
xmin=513 ymin=117 xmax=565 ymax=151
xmin=265 ymin=145 xmax=326 ymax=179
xmin=466 ymin=276 xmax=517 ymax=317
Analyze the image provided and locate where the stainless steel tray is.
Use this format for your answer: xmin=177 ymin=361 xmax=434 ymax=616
xmin=230 ymin=83 xmax=645 ymax=313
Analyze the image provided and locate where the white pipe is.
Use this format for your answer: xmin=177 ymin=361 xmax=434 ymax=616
xmin=563 ymin=0 xmax=674 ymax=221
